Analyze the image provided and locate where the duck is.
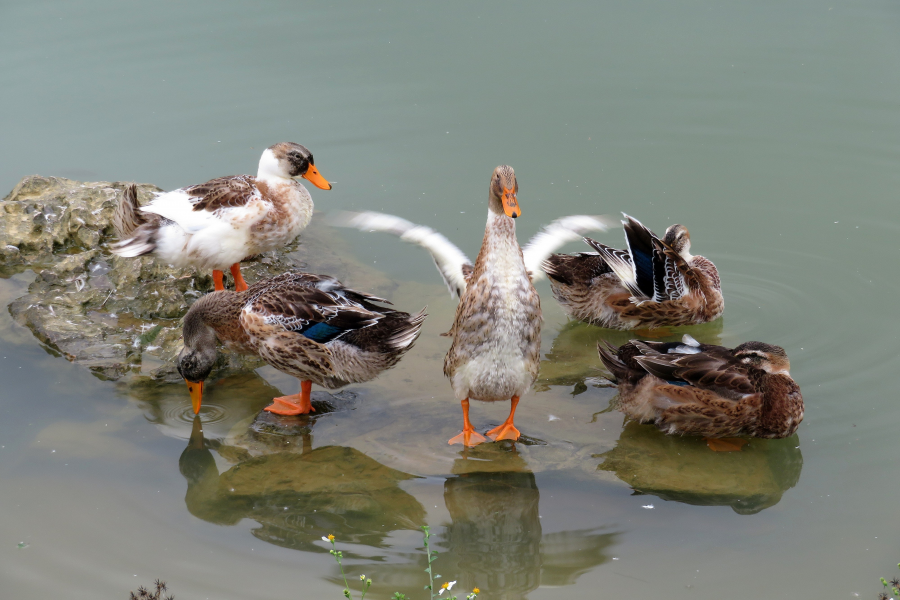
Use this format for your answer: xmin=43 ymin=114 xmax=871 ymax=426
xmin=542 ymin=215 xmax=723 ymax=329
xmin=113 ymin=142 xmax=332 ymax=292
xmin=598 ymin=335 xmax=804 ymax=450
xmin=336 ymin=166 xmax=612 ymax=446
xmin=176 ymin=271 xmax=426 ymax=415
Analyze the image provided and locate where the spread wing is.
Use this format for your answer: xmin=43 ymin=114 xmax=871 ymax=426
xmin=584 ymin=215 xmax=689 ymax=303
xmin=522 ymin=215 xmax=613 ymax=281
xmin=332 ymin=211 xmax=473 ymax=299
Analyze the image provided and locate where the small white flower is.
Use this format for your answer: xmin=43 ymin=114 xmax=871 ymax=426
xmin=321 ymin=536 xmax=330 ymax=542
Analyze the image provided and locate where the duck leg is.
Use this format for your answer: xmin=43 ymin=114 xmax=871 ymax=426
xmin=264 ymin=380 xmax=316 ymax=415
xmin=449 ymin=398 xmax=487 ymax=447
xmin=212 ymin=270 xmax=225 ymax=291
xmin=486 ymin=396 xmax=521 ymax=442
xmin=230 ymin=263 xmax=249 ymax=292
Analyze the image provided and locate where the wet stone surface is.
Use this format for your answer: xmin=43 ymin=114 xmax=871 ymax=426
xmin=0 ymin=175 xmax=390 ymax=383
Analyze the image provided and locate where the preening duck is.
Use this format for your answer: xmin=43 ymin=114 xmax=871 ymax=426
xmin=177 ymin=271 xmax=426 ymax=415
xmin=337 ymin=166 xmax=611 ymax=446
xmin=543 ymin=215 xmax=723 ymax=329
xmin=598 ymin=335 xmax=804 ymax=450
xmin=113 ymin=142 xmax=332 ymax=292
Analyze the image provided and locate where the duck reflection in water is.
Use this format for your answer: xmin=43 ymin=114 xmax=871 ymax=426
xmin=595 ymin=421 xmax=803 ymax=514
xmin=440 ymin=445 xmax=618 ymax=599
xmin=178 ymin=416 xmax=426 ymax=554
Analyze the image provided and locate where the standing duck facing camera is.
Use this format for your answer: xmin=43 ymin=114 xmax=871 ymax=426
xmin=338 ymin=167 xmax=612 ymax=446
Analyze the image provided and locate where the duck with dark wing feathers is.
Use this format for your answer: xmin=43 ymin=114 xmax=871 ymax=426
xmin=598 ymin=335 xmax=803 ymax=451
xmin=177 ymin=271 xmax=426 ymax=415
xmin=543 ymin=215 xmax=723 ymax=329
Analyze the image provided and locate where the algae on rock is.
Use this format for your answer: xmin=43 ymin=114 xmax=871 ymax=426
xmin=1 ymin=175 xmax=391 ymax=383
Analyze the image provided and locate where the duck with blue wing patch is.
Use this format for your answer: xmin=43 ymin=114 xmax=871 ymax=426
xmin=598 ymin=336 xmax=804 ymax=451
xmin=543 ymin=214 xmax=723 ymax=329
xmin=177 ymin=272 xmax=426 ymax=416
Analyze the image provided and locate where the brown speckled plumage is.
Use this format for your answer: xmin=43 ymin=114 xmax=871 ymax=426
xmin=598 ymin=337 xmax=803 ymax=439
xmin=544 ymin=216 xmax=723 ymax=329
xmin=178 ymin=272 xmax=426 ymax=389
xmin=443 ymin=166 xmax=542 ymax=403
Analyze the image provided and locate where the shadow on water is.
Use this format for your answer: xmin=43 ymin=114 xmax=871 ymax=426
xmin=178 ymin=416 xmax=426 ymax=556
xmin=594 ymin=421 xmax=803 ymax=514
xmin=536 ymin=319 xmax=724 ymax=392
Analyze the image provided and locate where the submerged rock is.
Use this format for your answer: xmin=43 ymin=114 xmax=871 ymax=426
xmin=1 ymin=175 xmax=393 ymax=382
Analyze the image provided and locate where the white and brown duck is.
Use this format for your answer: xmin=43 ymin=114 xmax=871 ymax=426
xmin=113 ymin=142 xmax=332 ymax=291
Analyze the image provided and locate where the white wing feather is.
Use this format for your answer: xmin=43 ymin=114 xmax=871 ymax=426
xmin=523 ymin=215 xmax=614 ymax=281
xmin=332 ymin=211 xmax=473 ymax=299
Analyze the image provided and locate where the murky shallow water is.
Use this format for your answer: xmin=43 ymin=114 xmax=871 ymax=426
xmin=3 ymin=1 xmax=900 ymax=598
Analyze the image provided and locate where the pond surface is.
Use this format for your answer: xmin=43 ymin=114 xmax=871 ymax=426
xmin=2 ymin=1 xmax=900 ymax=599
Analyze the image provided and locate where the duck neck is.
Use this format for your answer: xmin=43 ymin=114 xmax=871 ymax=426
xmin=478 ymin=207 xmax=522 ymax=269
xmin=256 ymin=149 xmax=292 ymax=185
xmin=183 ymin=291 xmax=237 ymax=348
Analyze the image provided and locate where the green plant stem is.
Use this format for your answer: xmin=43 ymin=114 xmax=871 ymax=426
xmin=330 ymin=539 xmax=353 ymax=599
xmin=422 ymin=526 xmax=436 ymax=600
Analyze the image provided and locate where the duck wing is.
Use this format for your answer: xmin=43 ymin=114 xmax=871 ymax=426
xmin=633 ymin=349 xmax=756 ymax=401
xmin=584 ymin=215 xmax=688 ymax=303
xmin=247 ymin=272 xmax=384 ymax=344
xmin=522 ymin=215 xmax=613 ymax=281
xmin=141 ymin=175 xmax=269 ymax=235
xmin=333 ymin=211 xmax=473 ymax=299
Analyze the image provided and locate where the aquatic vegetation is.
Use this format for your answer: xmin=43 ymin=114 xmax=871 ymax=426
xmin=128 ymin=579 xmax=173 ymax=600
xmin=326 ymin=528 xmax=479 ymax=600
xmin=878 ymin=563 xmax=900 ymax=599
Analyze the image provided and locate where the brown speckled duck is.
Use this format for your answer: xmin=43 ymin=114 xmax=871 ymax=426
xmin=177 ymin=271 xmax=426 ymax=415
xmin=543 ymin=215 xmax=723 ymax=329
xmin=113 ymin=142 xmax=332 ymax=292
xmin=337 ymin=168 xmax=612 ymax=446
xmin=598 ymin=335 xmax=804 ymax=450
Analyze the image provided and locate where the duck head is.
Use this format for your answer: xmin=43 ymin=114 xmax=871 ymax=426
xmin=733 ymin=341 xmax=791 ymax=375
xmin=258 ymin=142 xmax=332 ymax=189
xmin=177 ymin=305 xmax=219 ymax=414
xmin=663 ymin=224 xmax=692 ymax=260
xmin=488 ymin=165 xmax=520 ymax=218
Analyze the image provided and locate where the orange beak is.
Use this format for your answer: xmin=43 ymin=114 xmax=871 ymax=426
xmin=502 ymin=188 xmax=520 ymax=218
xmin=302 ymin=164 xmax=332 ymax=190
xmin=186 ymin=379 xmax=204 ymax=414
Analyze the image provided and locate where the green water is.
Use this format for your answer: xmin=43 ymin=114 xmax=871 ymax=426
xmin=2 ymin=1 xmax=900 ymax=598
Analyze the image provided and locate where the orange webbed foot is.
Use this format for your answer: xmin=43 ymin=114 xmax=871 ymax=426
xmin=449 ymin=429 xmax=488 ymax=447
xmin=705 ymin=437 xmax=748 ymax=452
xmin=264 ymin=393 xmax=315 ymax=416
xmin=486 ymin=422 xmax=521 ymax=442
